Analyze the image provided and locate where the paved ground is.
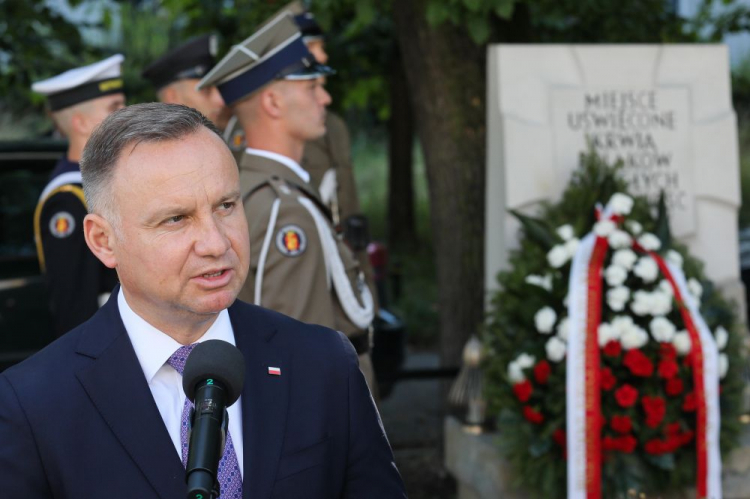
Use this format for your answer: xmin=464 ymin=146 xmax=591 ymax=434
xmin=379 ymin=350 xmax=457 ymax=499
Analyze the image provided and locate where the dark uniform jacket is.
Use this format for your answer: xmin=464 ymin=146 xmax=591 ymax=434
xmin=34 ymin=158 xmax=118 ymax=336
xmin=0 ymin=292 xmax=406 ymax=498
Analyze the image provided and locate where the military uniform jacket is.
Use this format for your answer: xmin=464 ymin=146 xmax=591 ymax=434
xmin=34 ymin=158 xmax=118 ymax=337
xmin=302 ymin=112 xmax=378 ymax=309
xmin=238 ymin=152 xmax=373 ymax=338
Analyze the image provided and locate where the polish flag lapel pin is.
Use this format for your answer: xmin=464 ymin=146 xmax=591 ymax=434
xmin=268 ymin=366 xmax=281 ymax=376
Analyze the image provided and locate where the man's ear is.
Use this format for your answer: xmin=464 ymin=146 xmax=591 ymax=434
xmin=160 ymin=85 xmax=179 ymax=105
xmin=70 ymin=111 xmax=88 ymax=137
xmin=260 ymin=86 xmax=284 ymax=119
xmin=83 ymin=213 xmax=117 ymax=269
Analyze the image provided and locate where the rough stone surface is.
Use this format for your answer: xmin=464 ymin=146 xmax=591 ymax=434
xmin=485 ymin=44 xmax=745 ymax=320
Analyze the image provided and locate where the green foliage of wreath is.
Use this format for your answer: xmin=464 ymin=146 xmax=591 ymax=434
xmin=483 ymin=150 xmax=744 ymax=498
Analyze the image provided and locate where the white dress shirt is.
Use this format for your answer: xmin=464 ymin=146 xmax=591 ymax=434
xmin=118 ymin=289 xmax=244 ymax=476
xmin=245 ymin=147 xmax=311 ymax=184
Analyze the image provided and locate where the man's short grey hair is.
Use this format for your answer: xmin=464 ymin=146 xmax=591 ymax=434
xmin=80 ymin=102 xmax=221 ymax=225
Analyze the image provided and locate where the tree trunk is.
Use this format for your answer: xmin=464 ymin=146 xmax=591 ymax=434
xmin=387 ymin=46 xmax=417 ymax=251
xmin=392 ymin=0 xmax=486 ymax=367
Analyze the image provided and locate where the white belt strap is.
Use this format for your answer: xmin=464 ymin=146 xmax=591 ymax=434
xmin=254 ymin=198 xmax=281 ymax=306
xmin=298 ymin=196 xmax=374 ymax=329
xmin=318 ymin=168 xmax=337 ymax=206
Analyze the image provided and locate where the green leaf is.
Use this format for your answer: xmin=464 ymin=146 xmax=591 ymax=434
xmin=509 ymin=209 xmax=559 ymax=250
xmin=494 ymin=0 xmax=516 ymax=19
xmin=426 ymin=0 xmax=451 ymax=27
xmin=462 ymin=0 xmax=482 ymax=13
xmin=466 ymin=14 xmax=491 ymax=44
xmin=529 ymin=436 xmax=551 ymax=457
xmin=654 ymin=190 xmax=672 ymax=250
xmin=645 ymin=453 xmax=676 ymax=470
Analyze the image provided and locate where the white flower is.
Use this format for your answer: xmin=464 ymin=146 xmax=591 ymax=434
xmin=515 ymin=353 xmax=536 ymax=369
xmin=556 ymin=224 xmax=574 ymax=241
xmin=608 ymin=230 xmax=633 ymax=250
xmin=547 ymin=245 xmax=570 ymax=268
xmin=638 ymin=233 xmax=661 ymax=251
xmin=673 ymin=331 xmax=692 ymax=356
xmin=605 ymin=265 xmax=628 ymax=286
xmin=564 ymin=238 xmax=580 ymax=258
xmin=608 ymin=193 xmax=634 ymax=215
xmin=633 ymin=256 xmax=659 ymax=283
xmin=607 ymin=286 xmax=630 ymax=312
xmin=650 ymin=290 xmax=673 ymax=316
xmin=627 ymin=220 xmax=643 ymax=235
xmin=688 ymin=278 xmax=703 ymax=300
xmin=631 ymin=290 xmax=652 ymax=316
xmin=508 ymin=361 xmax=525 ymax=383
xmin=598 ymin=322 xmax=618 ymax=347
xmin=594 ymin=220 xmax=617 ymax=237
xmin=556 ymin=317 xmax=569 ymax=342
xmin=650 ymin=316 xmax=676 ymax=343
xmin=546 ymin=336 xmax=567 ymax=362
xmin=611 ymin=315 xmax=635 ymax=337
xmin=658 ymin=280 xmax=674 ymax=297
xmin=715 ymin=326 xmax=729 ymax=350
xmin=621 ymin=325 xmax=649 ymax=350
xmin=612 ymin=248 xmax=638 ymax=271
xmin=534 ymin=307 xmax=557 ymax=334
xmin=719 ymin=353 xmax=729 ymax=379
xmin=666 ymin=250 xmax=683 ymax=268
xmin=525 ymin=274 xmax=553 ymax=291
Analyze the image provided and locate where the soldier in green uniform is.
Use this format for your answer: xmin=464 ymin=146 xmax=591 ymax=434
xmin=198 ymin=15 xmax=378 ymax=394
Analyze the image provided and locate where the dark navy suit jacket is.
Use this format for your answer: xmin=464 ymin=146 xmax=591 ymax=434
xmin=0 ymin=293 xmax=407 ymax=498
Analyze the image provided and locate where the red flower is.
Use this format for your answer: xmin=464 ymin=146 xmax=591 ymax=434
xmin=601 ymin=367 xmax=616 ymax=391
xmin=665 ymin=422 xmax=681 ymax=437
xmin=642 ymin=396 xmax=666 ymax=428
xmin=623 ymin=349 xmax=654 ymax=377
xmin=615 ymin=384 xmax=639 ymax=408
xmin=610 ymin=415 xmax=632 ymax=434
xmin=523 ymin=405 xmax=544 ymax=424
xmin=644 ymin=438 xmax=666 ymax=455
xmin=553 ymin=429 xmax=566 ymax=447
xmin=602 ymin=434 xmax=637 ymax=453
xmin=665 ymin=378 xmax=684 ymax=396
xmin=617 ymin=435 xmax=637 ymax=453
xmin=603 ymin=340 xmax=622 ymax=358
xmin=659 ymin=343 xmax=677 ymax=360
xmin=534 ymin=360 xmax=551 ymax=384
xmin=657 ymin=359 xmax=679 ymax=379
xmin=683 ymin=392 xmax=697 ymax=412
xmin=513 ymin=380 xmax=533 ymax=402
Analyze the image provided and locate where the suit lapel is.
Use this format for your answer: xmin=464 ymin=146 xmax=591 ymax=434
xmin=75 ymin=292 xmax=185 ymax=499
xmin=231 ymin=303 xmax=290 ymax=499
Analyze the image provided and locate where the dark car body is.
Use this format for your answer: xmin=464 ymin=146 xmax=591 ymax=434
xmin=0 ymin=140 xmax=65 ymax=370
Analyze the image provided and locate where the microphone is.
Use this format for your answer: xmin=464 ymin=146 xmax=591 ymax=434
xmin=182 ymin=340 xmax=245 ymax=499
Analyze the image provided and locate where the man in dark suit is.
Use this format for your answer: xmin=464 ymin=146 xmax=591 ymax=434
xmin=0 ymin=103 xmax=406 ymax=498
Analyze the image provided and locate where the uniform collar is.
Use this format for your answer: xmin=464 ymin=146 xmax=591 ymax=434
xmin=117 ymin=288 xmax=235 ymax=383
xmin=49 ymin=156 xmax=80 ymax=181
xmin=245 ymin=147 xmax=310 ymax=184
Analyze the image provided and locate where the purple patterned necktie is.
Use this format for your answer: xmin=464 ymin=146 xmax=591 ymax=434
xmin=168 ymin=344 xmax=243 ymax=499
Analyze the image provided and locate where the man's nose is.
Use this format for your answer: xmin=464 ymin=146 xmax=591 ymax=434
xmin=318 ymin=85 xmax=332 ymax=107
xmin=194 ymin=216 xmax=231 ymax=257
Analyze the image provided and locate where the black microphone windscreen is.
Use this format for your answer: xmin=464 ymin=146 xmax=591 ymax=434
xmin=183 ymin=340 xmax=245 ymax=405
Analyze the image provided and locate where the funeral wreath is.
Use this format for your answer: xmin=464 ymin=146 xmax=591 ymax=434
xmin=483 ymin=151 xmax=744 ymax=498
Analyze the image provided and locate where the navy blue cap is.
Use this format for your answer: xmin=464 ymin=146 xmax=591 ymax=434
xmin=142 ymin=35 xmax=218 ymax=89
xmin=197 ymin=15 xmax=333 ymax=106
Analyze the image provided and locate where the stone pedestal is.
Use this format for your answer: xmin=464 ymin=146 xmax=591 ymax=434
xmin=485 ymin=44 xmax=745 ymax=321
xmin=444 ymin=415 xmax=750 ymax=499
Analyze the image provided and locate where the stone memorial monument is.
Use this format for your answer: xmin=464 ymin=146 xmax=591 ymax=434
xmin=485 ymin=44 xmax=745 ymax=318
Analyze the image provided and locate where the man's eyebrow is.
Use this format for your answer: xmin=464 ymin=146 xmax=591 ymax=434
xmin=218 ymin=191 xmax=241 ymax=203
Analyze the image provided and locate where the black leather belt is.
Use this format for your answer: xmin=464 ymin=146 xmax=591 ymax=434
xmin=348 ymin=333 xmax=370 ymax=355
